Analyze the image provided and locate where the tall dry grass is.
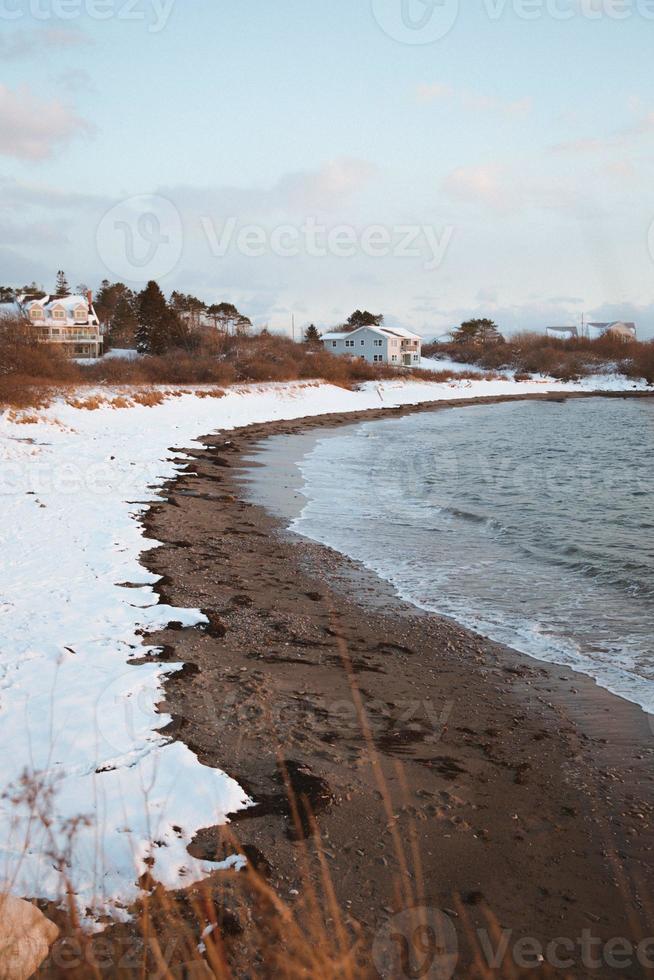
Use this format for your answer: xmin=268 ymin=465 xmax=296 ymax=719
xmin=425 ymin=332 xmax=654 ymax=384
xmin=8 ymin=616 xmax=644 ymax=979
xmin=0 ymin=321 xmax=465 ymax=412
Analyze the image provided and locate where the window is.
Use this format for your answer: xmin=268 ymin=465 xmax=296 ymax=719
xmin=391 ymin=354 xmax=398 ymax=362
xmin=52 ymin=308 xmax=65 ymax=320
xmin=29 ymin=307 xmax=44 ymax=321
xmin=374 ymin=339 xmax=383 ymax=347
xmin=361 ymin=339 xmax=365 ymax=345
xmin=345 ymin=339 xmax=355 ymax=348
xmin=332 ymin=341 xmax=337 ymax=347
xmin=373 ymin=354 xmax=384 ymax=363
xmin=74 ymin=307 xmax=87 ymax=324
xmin=413 ymin=354 xmax=420 ymax=362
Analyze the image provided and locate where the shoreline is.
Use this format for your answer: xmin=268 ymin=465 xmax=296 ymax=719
xmin=140 ymin=391 xmax=654 ymax=976
xmin=239 ymin=397 xmax=654 ymax=719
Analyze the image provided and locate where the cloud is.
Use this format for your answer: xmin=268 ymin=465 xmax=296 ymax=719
xmin=0 ymin=26 xmax=87 ymax=61
xmin=278 ymin=158 xmax=378 ymax=211
xmin=161 ymin=157 xmax=377 ymax=220
xmin=441 ymin=164 xmax=584 ymax=216
xmin=0 ymin=246 xmax=50 ymax=284
xmin=441 ymin=165 xmax=510 ymax=208
xmin=552 ymin=111 xmax=654 ymax=154
xmin=0 ymin=219 xmax=69 ymax=247
xmin=0 ymin=176 xmax=109 ymax=212
xmin=0 ymin=85 xmax=93 ymax=160
xmin=416 ymin=83 xmax=454 ymax=103
xmin=416 ymin=83 xmax=532 ymax=118
xmin=56 ymin=69 xmax=94 ymax=94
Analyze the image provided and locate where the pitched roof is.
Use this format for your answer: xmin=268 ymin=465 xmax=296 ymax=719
xmin=0 ymin=301 xmax=22 ymax=317
xmin=45 ymin=295 xmax=89 ymax=312
xmin=321 ymin=324 xmax=421 ymax=342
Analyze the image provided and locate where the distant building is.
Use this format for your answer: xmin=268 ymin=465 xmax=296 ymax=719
xmin=178 ymin=309 xmax=216 ymax=330
xmin=587 ymin=321 xmax=637 ymax=341
xmin=0 ymin=292 xmax=103 ymax=358
xmin=321 ymin=324 xmax=422 ymax=367
xmin=546 ymin=326 xmax=579 ymax=341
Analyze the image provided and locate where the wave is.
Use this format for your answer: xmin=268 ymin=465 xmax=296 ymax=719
xmin=291 ymin=398 xmax=654 ymax=715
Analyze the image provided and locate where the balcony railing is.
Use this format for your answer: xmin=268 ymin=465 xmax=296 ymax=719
xmin=37 ymin=331 xmax=100 ymax=342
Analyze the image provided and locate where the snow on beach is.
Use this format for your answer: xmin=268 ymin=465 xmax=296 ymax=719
xmin=0 ymin=374 xmax=648 ymax=915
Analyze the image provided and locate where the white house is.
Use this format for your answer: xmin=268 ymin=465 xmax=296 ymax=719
xmin=587 ymin=321 xmax=637 ymax=341
xmin=0 ymin=292 xmax=103 ymax=359
xmin=321 ymin=324 xmax=422 ymax=367
xmin=546 ymin=326 xmax=579 ymax=341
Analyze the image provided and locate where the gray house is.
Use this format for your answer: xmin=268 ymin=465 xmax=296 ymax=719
xmin=321 ymin=324 xmax=422 ymax=367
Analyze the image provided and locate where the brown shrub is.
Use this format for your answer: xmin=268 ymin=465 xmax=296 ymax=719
xmin=622 ymin=341 xmax=654 ymax=385
xmin=425 ymin=332 xmax=654 ymax=384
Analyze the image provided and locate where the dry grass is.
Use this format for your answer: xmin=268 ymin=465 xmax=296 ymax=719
xmin=0 ymin=320 xmax=456 ymax=412
xmin=4 ymin=592 xmax=649 ymax=979
xmin=424 ymin=332 xmax=654 ymax=384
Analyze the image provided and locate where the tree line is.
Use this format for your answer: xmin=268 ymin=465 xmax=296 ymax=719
xmin=0 ymin=274 xmax=258 ymax=356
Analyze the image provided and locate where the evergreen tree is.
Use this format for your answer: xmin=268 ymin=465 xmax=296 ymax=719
xmin=109 ymin=294 xmax=139 ymax=349
xmin=304 ymin=324 xmax=321 ymax=344
xmin=453 ymin=318 xmax=503 ymax=346
xmin=54 ymin=270 xmax=69 ymax=297
xmin=95 ymin=281 xmax=138 ymax=348
xmin=206 ymin=302 xmax=252 ymax=335
xmin=136 ymin=281 xmax=187 ymax=354
xmin=170 ymin=291 xmax=207 ymax=328
xmin=136 ymin=281 xmax=171 ymax=354
xmin=346 ymin=310 xmax=383 ymax=331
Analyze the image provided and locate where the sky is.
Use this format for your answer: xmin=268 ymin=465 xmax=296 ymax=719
xmin=1 ymin=0 xmax=654 ymax=338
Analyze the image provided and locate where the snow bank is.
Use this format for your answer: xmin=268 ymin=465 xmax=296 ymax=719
xmin=419 ymin=355 xmax=493 ymax=375
xmin=0 ymin=375 xmax=648 ymax=915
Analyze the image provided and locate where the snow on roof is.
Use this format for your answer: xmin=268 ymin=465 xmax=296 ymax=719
xmin=379 ymin=325 xmax=421 ymax=340
xmin=321 ymin=324 xmax=421 ymax=342
xmin=45 ymin=295 xmax=90 ymax=311
xmin=588 ymin=321 xmax=637 ymax=336
xmin=0 ymin=301 xmax=22 ymax=317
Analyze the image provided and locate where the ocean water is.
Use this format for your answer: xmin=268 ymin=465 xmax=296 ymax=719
xmin=290 ymin=397 xmax=654 ymax=713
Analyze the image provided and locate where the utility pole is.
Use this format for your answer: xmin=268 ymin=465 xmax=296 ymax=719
xmin=291 ymin=314 xmax=296 ymax=342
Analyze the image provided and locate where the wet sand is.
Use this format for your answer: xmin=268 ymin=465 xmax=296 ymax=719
xmin=140 ymin=393 xmax=654 ymax=977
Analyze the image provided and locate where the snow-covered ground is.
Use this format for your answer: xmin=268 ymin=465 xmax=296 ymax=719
xmin=420 ymin=355 xmax=493 ymax=375
xmin=0 ymin=375 xmax=648 ymax=916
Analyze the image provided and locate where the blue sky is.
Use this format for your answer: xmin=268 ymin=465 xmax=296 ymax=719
xmin=2 ymin=0 xmax=654 ymax=336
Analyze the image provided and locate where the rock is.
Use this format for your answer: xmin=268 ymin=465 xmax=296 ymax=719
xmin=0 ymin=896 xmax=58 ymax=980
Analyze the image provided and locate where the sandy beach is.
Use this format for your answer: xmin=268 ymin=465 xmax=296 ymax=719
xmin=128 ymin=394 xmax=654 ymax=977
